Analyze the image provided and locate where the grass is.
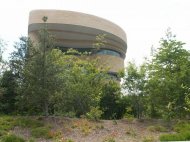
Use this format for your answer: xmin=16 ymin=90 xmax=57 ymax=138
xmin=14 ymin=117 xmax=44 ymax=128
xmin=174 ymin=121 xmax=190 ymax=132
xmin=65 ymin=139 xmax=75 ymax=142
xmin=31 ymin=126 xmax=52 ymax=139
xmin=0 ymin=129 xmax=7 ymax=137
xmin=159 ymin=121 xmax=190 ymax=141
xmin=1 ymin=134 xmax=25 ymax=142
xmin=0 ymin=116 xmax=15 ymax=131
xmin=0 ymin=116 xmax=54 ymax=141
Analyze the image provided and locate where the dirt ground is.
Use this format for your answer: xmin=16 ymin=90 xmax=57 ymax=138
xmin=12 ymin=117 xmax=174 ymax=142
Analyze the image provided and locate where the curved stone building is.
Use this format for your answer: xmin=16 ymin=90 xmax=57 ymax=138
xmin=28 ymin=10 xmax=127 ymax=76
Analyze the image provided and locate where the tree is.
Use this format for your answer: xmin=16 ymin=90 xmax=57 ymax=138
xmin=100 ymin=80 xmax=127 ymax=119
xmin=0 ymin=39 xmax=6 ymax=103
xmin=53 ymin=51 xmax=108 ymax=117
xmin=9 ymin=36 xmax=32 ymax=83
xmin=0 ymin=70 xmax=17 ymax=114
xmin=123 ymin=61 xmax=147 ymax=119
xmin=18 ymin=17 xmax=63 ymax=115
xmin=146 ymin=29 xmax=190 ymax=118
xmin=0 ymin=39 xmax=3 ymax=64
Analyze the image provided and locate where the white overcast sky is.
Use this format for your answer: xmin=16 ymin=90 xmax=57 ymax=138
xmin=0 ymin=0 xmax=190 ymax=65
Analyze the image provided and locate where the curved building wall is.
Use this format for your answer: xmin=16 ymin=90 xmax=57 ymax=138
xmin=28 ymin=10 xmax=127 ymax=73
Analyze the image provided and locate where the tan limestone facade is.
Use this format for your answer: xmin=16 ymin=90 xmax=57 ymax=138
xmin=28 ymin=10 xmax=127 ymax=75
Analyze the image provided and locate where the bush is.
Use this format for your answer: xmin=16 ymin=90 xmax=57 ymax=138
xmin=160 ymin=131 xmax=190 ymax=141
xmin=86 ymin=107 xmax=103 ymax=121
xmin=143 ymin=136 xmax=155 ymax=142
xmin=174 ymin=121 xmax=190 ymax=132
xmin=160 ymin=121 xmax=190 ymax=141
xmin=0 ymin=116 xmax=15 ymax=131
xmin=1 ymin=134 xmax=25 ymax=142
xmin=160 ymin=133 xmax=184 ymax=141
xmin=66 ymin=139 xmax=75 ymax=142
xmin=125 ymin=127 xmax=136 ymax=137
xmin=103 ymin=136 xmax=115 ymax=142
xmin=0 ymin=129 xmax=7 ymax=137
xmin=31 ymin=127 xmax=52 ymax=139
xmin=147 ymin=125 xmax=167 ymax=132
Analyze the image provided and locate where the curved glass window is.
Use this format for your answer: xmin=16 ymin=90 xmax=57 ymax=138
xmin=58 ymin=46 xmax=123 ymax=58
xmin=96 ymin=49 xmax=121 ymax=57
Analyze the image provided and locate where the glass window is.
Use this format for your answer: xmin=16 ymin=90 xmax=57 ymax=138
xmin=96 ymin=49 xmax=121 ymax=57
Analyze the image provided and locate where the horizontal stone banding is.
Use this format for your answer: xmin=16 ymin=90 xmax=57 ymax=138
xmin=28 ymin=10 xmax=127 ymax=73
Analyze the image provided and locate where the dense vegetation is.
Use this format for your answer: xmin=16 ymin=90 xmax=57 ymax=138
xmin=0 ymin=18 xmax=127 ymax=119
xmin=0 ymin=18 xmax=190 ymax=141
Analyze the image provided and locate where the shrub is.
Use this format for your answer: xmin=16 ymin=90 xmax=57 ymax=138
xmin=160 ymin=131 xmax=190 ymax=141
xmin=72 ymin=119 xmax=93 ymax=136
xmin=143 ymin=136 xmax=155 ymax=142
xmin=96 ymin=124 xmax=104 ymax=129
xmin=160 ymin=133 xmax=184 ymax=141
xmin=103 ymin=136 xmax=115 ymax=142
xmin=0 ymin=116 xmax=15 ymax=131
xmin=174 ymin=121 xmax=190 ymax=132
xmin=86 ymin=107 xmax=103 ymax=121
xmin=147 ymin=125 xmax=167 ymax=132
xmin=125 ymin=127 xmax=136 ymax=137
xmin=28 ymin=138 xmax=35 ymax=142
xmin=31 ymin=127 xmax=52 ymax=139
xmin=0 ymin=129 xmax=7 ymax=136
xmin=112 ymin=119 xmax=117 ymax=125
xmin=66 ymin=139 xmax=75 ymax=142
xmin=160 ymin=121 xmax=190 ymax=141
xmin=1 ymin=134 xmax=25 ymax=142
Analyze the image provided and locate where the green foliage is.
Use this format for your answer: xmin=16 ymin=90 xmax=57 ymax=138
xmin=28 ymin=138 xmax=35 ymax=142
xmin=147 ymin=125 xmax=167 ymax=132
xmin=122 ymin=29 xmax=190 ymax=119
xmin=0 ymin=129 xmax=7 ymax=137
xmin=17 ymin=20 xmax=63 ymax=115
xmin=160 ymin=121 xmax=190 ymax=141
xmin=96 ymin=124 xmax=104 ymax=129
xmin=53 ymin=50 xmax=108 ymax=117
xmin=146 ymin=29 xmax=190 ymax=118
xmin=1 ymin=134 xmax=25 ymax=142
xmin=100 ymin=81 xmax=126 ymax=119
xmin=31 ymin=127 xmax=52 ymax=139
xmin=0 ymin=39 xmax=3 ymax=62
xmin=93 ymin=34 xmax=107 ymax=50
xmin=184 ymin=85 xmax=190 ymax=112
xmin=0 ymin=116 xmax=15 ymax=131
xmin=86 ymin=106 xmax=103 ymax=121
xmin=14 ymin=117 xmax=44 ymax=128
xmin=103 ymin=136 xmax=115 ymax=142
xmin=125 ymin=127 xmax=137 ymax=137
xmin=142 ymin=136 xmax=155 ymax=142
xmin=173 ymin=121 xmax=190 ymax=132
xmin=0 ymin=70 xmax=18 ymax=114
xmin=160 ymin=132 xmax=190 ymax=141
xmin=71 ymin=119 xmax=93 ymax=136
xmin=0 ymin=38 xmax=6 ymax=74
xmin=66 ymin=139 xmax=75 ymax=142
xmin=123 ymin=61 xmax=147 ymax=119
xmin=7 ymin=37 xmax=33 ymax=114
